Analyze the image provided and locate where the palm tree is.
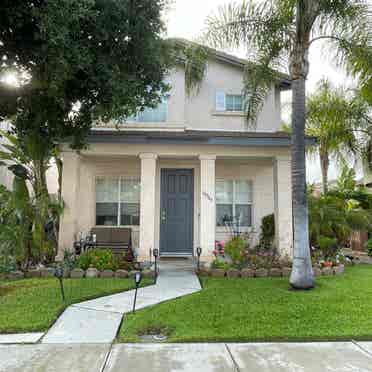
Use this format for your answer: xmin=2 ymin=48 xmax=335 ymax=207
xmin=306 ymin=80 xmax=369 ymax=194
xmin=202 ymin=0 xmax=371 ymax=288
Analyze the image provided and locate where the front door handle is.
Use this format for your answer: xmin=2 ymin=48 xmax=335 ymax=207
xmin=161 ymin=209 xmax=166 ymax=223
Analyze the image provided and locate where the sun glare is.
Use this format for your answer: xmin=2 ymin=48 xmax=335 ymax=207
xmin=0 ymin=72 xmax=19 ymax=87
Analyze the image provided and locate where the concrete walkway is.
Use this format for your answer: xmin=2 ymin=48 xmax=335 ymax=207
xmin=41 ymin=260 xmax=201 ymax=343
xmin=1 ymin=342 xmax=372 ymax=372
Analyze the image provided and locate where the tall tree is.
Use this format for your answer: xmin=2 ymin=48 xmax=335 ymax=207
xmin=202 ymin=0 xmax=371 ymax=288
xmin=0 ymin=0 xmax=171 ymax=254
xmin=306 ymin=80 xmax=370 ymax=194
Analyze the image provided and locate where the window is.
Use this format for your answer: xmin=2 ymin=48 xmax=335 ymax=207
xmin=96 ymin=177 xmax=140 ymax=226
xmin=215 ymin=91 xmax=244 ymax=112
xmin=226 ymin=94 xmax=243 ymax=111
xmin=127 ymin=97 xmax=168 ymax=123
xmin=216 ymin=179 xmax=252 ymax=227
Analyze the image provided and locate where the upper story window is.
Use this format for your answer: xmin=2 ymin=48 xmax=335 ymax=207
xmin=215 ymin=91 xmax=244 ymax=112
xmin=127 ymin=97 xmax=168 ymax=123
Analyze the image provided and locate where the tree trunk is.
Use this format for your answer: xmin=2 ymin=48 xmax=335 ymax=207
xmin=289 ymin=77 xmax=315 ymax=289
xmin=288 ymin=1 xmax=316 ymax=289
xmin=55 ymin=155 xmax=63 ymax=202
xmin=32 ymin=159 xmax=50 ymax=262
xmin=320 ymin=149 xmax=329 ymax=194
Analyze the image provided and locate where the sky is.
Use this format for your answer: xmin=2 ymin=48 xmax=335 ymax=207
xmin=164 ymin=0 xmax=362 ymax=183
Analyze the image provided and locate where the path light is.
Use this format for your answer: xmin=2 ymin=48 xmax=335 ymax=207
xmin=132 ymin=271 xmax=142 ymax=313
xmin=54 ymin=265 xmax=65 ymax=302
xmin=153 ymin=248 xmax=159 ymax=280
xmin=149 ymin=248 xmax=152 ymax=265
xmin=196 ymin=247 xmax=202 ymax=272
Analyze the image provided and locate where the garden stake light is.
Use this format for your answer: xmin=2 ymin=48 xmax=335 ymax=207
xmin=54 ymin=265 xmax=65 ymax=302
xmin=196 ymin=247 xmax=202 ymax=271
xmin=132 ymin=271 xmax=142 ymax=313
xmin=153 ymin=248 xmax=159 ymax=281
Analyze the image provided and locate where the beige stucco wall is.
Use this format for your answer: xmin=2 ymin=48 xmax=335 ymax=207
xmin=185 ymin=59 xmax=281 ymax=132
xmin=101 ymin=59 xmax=282 ymax=132
xmin=58 ymin=143 xmax=292 ymax=259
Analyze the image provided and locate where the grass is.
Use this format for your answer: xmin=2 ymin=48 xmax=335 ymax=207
xmin=0 ymin=277 xmax=151 ymax=333
xmin=118 ymin=265 xmax=372 ymax=342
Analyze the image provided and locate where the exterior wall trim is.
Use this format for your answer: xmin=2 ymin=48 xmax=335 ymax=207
xmin=86 ymin=134 xmax=314 ymax=147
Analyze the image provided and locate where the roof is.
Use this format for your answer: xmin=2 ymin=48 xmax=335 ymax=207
xmin=170 ymin=38 xmax=291 ymax=90
xmin=87 ymin=128 xmax=316 ymax=147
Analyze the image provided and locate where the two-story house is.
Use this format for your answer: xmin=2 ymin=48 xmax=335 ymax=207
xmin=58 ymin=43 xmax=299 ymax=265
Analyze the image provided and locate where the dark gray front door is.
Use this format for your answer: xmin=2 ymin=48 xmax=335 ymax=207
xmin=160 ymin=169 xmax=194 ymax=256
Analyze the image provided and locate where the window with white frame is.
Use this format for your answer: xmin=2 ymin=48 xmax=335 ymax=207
xmin=216 ymin=179 xmax=252 ymax=227
xmin=215 ymin=91 xmax=244 ymax=112
xmin=96 ymin=177 xmax=140 ymax=226
xmin=127 ymin=96 xmax=168 ymax=123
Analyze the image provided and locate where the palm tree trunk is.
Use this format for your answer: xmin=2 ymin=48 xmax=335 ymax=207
xmin=320 ymin=149 xmax=329 ymax=194
xmin=290 ymin=76 xmax=315 ymax=289
xmin=288 ymin=1 xmax=316 ymax=289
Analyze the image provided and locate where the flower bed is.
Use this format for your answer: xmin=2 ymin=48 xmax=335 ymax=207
xmin=198 ymin=264 xmax=345 ymax=278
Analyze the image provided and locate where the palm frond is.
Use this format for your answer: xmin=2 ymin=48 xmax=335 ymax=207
xmin=166 ymin=39 xmax=208 ymax=97
xmin=313 ymin=0 xmax=372 ymax=99
xmin=183 ymin=44 xmax=208 ymax=96
xmin=242 ymin=50 xmax=280 ymax=126
xmin=203 ymin=0 xmax=294 ymax=51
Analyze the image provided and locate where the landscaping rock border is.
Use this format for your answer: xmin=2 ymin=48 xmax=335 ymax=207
xmin=3 ymin=268 xmax=156 ymax=280
xmin=199 ymin=265 xmax=345 ymax=279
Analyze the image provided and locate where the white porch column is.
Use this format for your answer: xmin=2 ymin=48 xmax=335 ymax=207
xmin=274 ymin=155 xmax=293 ymax=258
xmin=199 ymin=155 xmax=216 ymax=264
xmin=138 ymin=153 xmax=158 ymax=262
xmin=57 ymin=151 xmax=81 ymax=259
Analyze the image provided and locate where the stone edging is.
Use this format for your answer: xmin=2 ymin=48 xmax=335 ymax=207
xmin=197 ymin=264 xmax=345 ymax=278
xmin=2 ymin=267 xmax=156 ymax=280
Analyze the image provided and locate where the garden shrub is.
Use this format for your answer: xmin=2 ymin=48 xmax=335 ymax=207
xmin=245 ymin=245 xmax=280 ymax=269
xmin=224 ymin=236 xmax=247 ymax=265
xmin=318 ymin=235 xmax=338 ymax=261
xmin=211 ymin=259 xmax=231 ymax=271
xmin=365 ymin=238 xmax=372 ymax=257
xmin=77 ymin=249 xmax=118 ymax=271
xmin=308 ymin=191 xmax=372 ymax=263
xmin=258 ymin=214 xmax=275 ymax=248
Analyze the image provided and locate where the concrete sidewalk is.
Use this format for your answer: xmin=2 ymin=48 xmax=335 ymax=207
xmin=41 ymin=260 xmax=201 ymax=343
xmin=1 ymin=342 xmax=372 ymax=372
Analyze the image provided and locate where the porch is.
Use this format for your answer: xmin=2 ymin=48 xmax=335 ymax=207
xmin=58 ymin=138 xmax=293 ymax=264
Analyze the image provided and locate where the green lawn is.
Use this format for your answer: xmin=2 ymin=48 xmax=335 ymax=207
xmin=118 ymin=265 xmax=372 ymax=342
xmin=0 ymin=277 xmax=151 ymax=333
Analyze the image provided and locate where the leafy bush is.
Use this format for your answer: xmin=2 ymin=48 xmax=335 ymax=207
xmin=224 ymin=236 xmax=247 ymax=265
xmin=211 ymin=259 xmax=231 ymax=271
xmin=77 ymin=249 xmax=118 ymax=271
xmin=318 ymin=235 xmax=338 ymax=261
xmin=365 ymin=239 xmax=372 ymax=257
xmin=258 ymin=214 xmax=275 ymax=248
xmin=0 ymin=255 xmax=16 ymax=274
xmin=308 ymin=192 xmax=372 ymax=262
xmin=245 ymin=245 xmax=280 ymax=269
